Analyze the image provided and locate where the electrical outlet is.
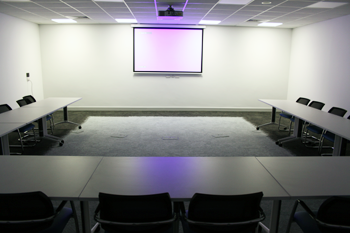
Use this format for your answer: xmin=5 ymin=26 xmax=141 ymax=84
xmin=26 ymin=73 xmax=30 ymax=81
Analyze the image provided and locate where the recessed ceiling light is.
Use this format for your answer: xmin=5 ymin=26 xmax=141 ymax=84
xmin=199 ymin=20 xmax=221 ymax=25
xmin=258 ymin=22 xmax=283 ymax=27
xmin=218 ymin=0 xmax=252 ymax=5
xmin=115 ymin=19 xmax=137 ymax=23
xmin=261 ymin=1 xmax=271 ymax=4
xmin=51 ymin=19 xmax=77 ymax=23
xmin=306 ymin=1 xmax=347 ymax=8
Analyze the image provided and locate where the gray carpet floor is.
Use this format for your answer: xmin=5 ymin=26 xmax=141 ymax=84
xmin=5 ymin=111 xmax=343 ymax=233
xmin=47 ymin=116 xmax=293 ymax=157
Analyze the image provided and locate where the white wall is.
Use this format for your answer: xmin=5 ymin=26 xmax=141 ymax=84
xmin=40 ymin=25 xmax=292 ymax=110
xmin=0 ymin=13 xmax=44 ymax=110
xmin=288 ymin=14 xmax=350 ymax=115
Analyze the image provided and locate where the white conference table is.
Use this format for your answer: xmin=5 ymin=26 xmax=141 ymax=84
xmin=79 ymin=157 xmax=290 ymax=233
xmin=0 ymin=122 xmax=31 ymax=155
xmin=259 ymin=99 xmax=350 ymax=156
xmin=257 ymin=157 xmax=350 ymax=198
xmin=0 ymin=97 xmax=81 ymax=155
xmin=2 ymin=156 xmax=350 ymax=233
xmin=21 ymin=97 xmax=82 ymax=129
xmin=0 ymin=156 xmax=102 ymax=199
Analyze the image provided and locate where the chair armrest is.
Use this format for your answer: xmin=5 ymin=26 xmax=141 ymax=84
xmin=183 ymin=209 xmax=265 ymax=226
xmin=94 ymin=212 xmax=177 ymax=226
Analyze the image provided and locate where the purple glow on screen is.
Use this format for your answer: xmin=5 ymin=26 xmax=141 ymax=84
xmin=134 ymin=28 xmax=203 ymax=73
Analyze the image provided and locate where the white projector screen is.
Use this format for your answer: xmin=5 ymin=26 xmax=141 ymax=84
xmin=133 ymin=27 xmax=203 ymax=73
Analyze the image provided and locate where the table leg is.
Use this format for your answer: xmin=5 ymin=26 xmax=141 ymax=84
xmin=269 ymin=200 xmax=281 ymax=233
xmin=0 ymin=135 xmax=10 ymax=155
xmin=257 ymin=107 xmax=283 ymax=130
xmin=333 ymin=135 xmax=347 ymax=156
xmin=81 ymin=201 xmax=91 ymax=233
xmin=174 ymin=201 xmax=185 ymax=233
xmin=54 ymin=106 xmax=82 ymax=129
xmin=276 ymin=118 xmax=303 ymax=146
xmin=38 ymin=116 xmax=64 ymax=146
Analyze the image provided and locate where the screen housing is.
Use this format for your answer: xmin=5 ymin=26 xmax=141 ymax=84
xmin=133 ymin=27 xmax=204 ymax=74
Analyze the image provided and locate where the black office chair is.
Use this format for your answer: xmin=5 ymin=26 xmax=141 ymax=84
xmin=304 ymin=107 xmax=347 ymax=150
xmin=94 ymin=192 xmax=177 ymax=233
xmin=0 ymin=104 xmax=37 ymax=153
xmin=16 ymin=98 xmax=29 ymax=107
xmin=180 ymin=192 xmax=265 ymax=233
xmin=318 ymin=115 xmax=350 ymax=155
xmin=0 ymin=191 xmax=80 ymax=233
xmin=17 ymin=98 xmax=54 ymax=134
xmin=286 ymin=196 xmax=350 ymax=233
xmin=23 ymin=95 xmax=37 ymax=104
xmin=278 ymin=97 xmax=310 ymax=134
xmin=299 ymin=101 xmax=325 ymax=141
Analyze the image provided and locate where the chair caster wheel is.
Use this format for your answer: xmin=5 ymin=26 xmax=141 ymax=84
xmin=79 ymin=126 xmax=82 ymax=129
xmin=256 ymin=127 xmax=259 ymax=130
xmin=59 ymin=140 xmax=64 ymax=146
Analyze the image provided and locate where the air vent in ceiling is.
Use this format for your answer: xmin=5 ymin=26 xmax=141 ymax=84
xmin=246 ymin=19 xmax=262 ymax=22
xmin=66 ymin=16 xmax=90 ymax=20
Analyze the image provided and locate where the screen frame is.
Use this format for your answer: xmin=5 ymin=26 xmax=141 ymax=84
xmin=133 ymin=27 xmax=204 ymax=74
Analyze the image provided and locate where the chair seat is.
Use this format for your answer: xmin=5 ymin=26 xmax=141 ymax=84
xmin=280 ymin=112 xmax=293 ymax=119
xmin=18 ymin=123 xmax=35 ymax=133
xmin=294 ymin=211 xmax=322 ymax=233
xmin=322 ymin=131 xmax=335 ymax=142
xmin=306 ymin=125 xmax=323 ymax=134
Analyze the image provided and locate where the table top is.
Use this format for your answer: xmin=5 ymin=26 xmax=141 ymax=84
xmin=259 ymin=99 xmax=350 ymax=140
xmin=0 ymin=97 xmax=81 ymax=129
xmin=0 ymin=122 xmax=29 ymax=137
xmin=0 ymin=107 xmax=56 ymax=123
xmin=0 ymin=156 xmax=102 ymax=200
xmin=21 ymin=97 xmax=81 ymax=110
xmin=79 ymin=157 xmax=290 ymax=201
xmin=257 ymin=157 xmax=350 ymax=199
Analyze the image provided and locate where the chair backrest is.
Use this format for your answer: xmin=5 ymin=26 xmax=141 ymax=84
xmin=316 ymin=196 xmax=350 ymax=233
xmin=0 ymin=104 xmax=12 ymax=114
xmin=186 ymin=192 xmax=264 ymax=233
xmin=95 ymin=192 xmax=175 ymax=233
xmin=23 ymin=95 xmax=36 ymax=104
xmin=328 ymin=107 xmax=347 ymax=117
xmin=296 ymin=97 xmax=311 ymax=106
xmin=16 ymin=99 xmax=28 ymax=107
xmin=308 ymin=101 xmax=325 ymax=110
xmin=0 ymin=191 xmax=55 ymax=233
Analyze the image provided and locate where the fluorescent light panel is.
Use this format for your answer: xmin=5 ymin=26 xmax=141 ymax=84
xmin=199 ymin=20 xmax=221 ymax=24
xmin=94 ymin=0 xmax=123 ymax=2
xmin=218 ymin=0 xmax=252 ymax=5
xmin=258 ymin=22 xmax=282 ymax=27
xmin=306 ymin=1 xmax=347 ymax=8
xmin=115 ymin=19 xmax=137 ymax=23
xmin=52 ymin=19 xmax=77 ymax=23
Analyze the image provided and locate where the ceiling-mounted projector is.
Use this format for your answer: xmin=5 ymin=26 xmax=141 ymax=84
xmin=158 ymin=5 xmax=183 ymax=20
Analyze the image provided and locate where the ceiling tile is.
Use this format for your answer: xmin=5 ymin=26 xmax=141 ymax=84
xmin=0 ymin=0 xmax=348 ymax=28
xmin=242 ymin=5 xmax=274 ymax=11
xmin=95 ymin=2 xmax=126 ymax=7
xmin=212 ymin=4 xmax=244 ymax=10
